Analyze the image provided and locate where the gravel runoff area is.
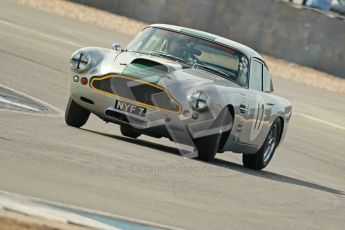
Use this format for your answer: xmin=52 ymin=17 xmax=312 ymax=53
xmin=0 ymin=209 xmax=91 ymax=230
xmin=17 ymin=0 xmax=345 ymax=94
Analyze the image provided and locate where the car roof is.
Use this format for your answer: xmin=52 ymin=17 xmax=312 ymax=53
xmin=148 ymin=24 xmax=265 ymax=63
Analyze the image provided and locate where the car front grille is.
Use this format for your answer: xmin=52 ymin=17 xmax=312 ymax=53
xmin=90 ymin=74 xmax=181 ymax=113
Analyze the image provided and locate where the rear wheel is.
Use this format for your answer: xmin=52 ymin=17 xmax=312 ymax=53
xmin=65 ymin=97 xmax=90 ymax=128
xmin=120 ymin=125 xmax=141 ymax=139
xmin=242 ymin=119 xmax=282 ymax=170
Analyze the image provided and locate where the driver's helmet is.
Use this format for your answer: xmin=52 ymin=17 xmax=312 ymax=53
xmin=167 ymin=37 xmax=190 ymax=59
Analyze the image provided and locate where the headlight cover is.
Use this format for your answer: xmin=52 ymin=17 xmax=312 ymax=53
xmin=70 ymin=51 xmax=91 ymax=72
xmin=188 ymin=90 xmax=209 ymax=111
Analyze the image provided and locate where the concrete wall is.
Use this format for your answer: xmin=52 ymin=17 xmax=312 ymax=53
xmin=71 ymin=0 xmax=345 ymax=78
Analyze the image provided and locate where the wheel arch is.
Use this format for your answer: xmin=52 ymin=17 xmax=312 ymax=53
xmin=276 ymin=116 xmax=284 ymax=146
xmin=218 ymin=104 xmax=235 ymax=151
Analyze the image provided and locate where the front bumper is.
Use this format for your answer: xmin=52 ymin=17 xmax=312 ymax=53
xmin=71 ymin=82 xmax=230 ymax=142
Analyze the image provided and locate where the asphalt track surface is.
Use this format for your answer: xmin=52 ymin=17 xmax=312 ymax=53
xmin=0 ymin=0 xmax=345 ymax=229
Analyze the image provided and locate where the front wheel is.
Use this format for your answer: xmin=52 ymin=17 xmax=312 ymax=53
xmin=65 ymin=97 xmax=90 ymax=128
xmin=242 ymin=119 xmax=282 ymax=170
xmin=194 ymin=133 xmax=221 ymax=161
xmin=120 ymin=125 xmax=141 ymax=139
xmin=194 ymin=107 xmax=233 ymax=161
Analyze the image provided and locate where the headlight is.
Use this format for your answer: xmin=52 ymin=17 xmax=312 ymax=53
xmin=70 ymin=51 xmax=91 ymax=72
xmin=188 ymin=90 xmax=209 ymax=111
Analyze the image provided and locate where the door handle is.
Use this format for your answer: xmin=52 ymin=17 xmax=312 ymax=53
xmin=266 ymin=102 xmax=275 ymax=106
xmin=239 ymin=104 xmax=248 ymax=114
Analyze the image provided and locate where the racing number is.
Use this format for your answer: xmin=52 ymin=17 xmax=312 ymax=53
xmin=250 ymin=101 xmax=265 ymax=141
xmin=254 ymin=103 xmax=265 ymax=130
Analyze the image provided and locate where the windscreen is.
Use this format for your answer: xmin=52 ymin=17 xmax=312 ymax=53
xmin=127 ymin=27 xmax=249 ymax=86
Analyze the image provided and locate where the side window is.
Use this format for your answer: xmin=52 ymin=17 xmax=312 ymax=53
xmin=263 ymin=66 xmax=271 ymax=92
xmin=249 ymin=59 xmax=263 ymax=91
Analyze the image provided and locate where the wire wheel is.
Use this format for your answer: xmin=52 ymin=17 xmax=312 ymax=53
xmin=242 ymin=119 xmax=282 ymax=170
xmin=263 ymin=123 xmax=278 ymax=163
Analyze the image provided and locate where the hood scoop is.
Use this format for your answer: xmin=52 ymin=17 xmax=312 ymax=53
xmin=122 ymin=58 xmax=169 ymax=84
xmin=131 ymin=58 xmax=168 ymax=73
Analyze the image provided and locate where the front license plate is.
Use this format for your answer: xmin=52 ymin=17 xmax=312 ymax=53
xmin=114 ymin=100 xmax=147 ymax=117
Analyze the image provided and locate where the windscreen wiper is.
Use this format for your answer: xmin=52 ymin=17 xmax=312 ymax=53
xmin=149 ymin=51 xmax=186 ymax=63
xmin=193 ymin=63 xmax=230 ymax=79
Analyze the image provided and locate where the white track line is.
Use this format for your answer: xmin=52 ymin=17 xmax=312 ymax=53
xmin=0 ymin=19 xmax=83 ymax=47
xmin=0 ymin=190 xmax=182 ymax=230
xmin=0 ymin=196 xmax=120 ymax=230
xmin=0 ymin=84 xmax=64 ymax=116
xmin=0 ymin=96 xmax=42 ymax=112
xmin=295 ymin=112 xmax=345 ymax=131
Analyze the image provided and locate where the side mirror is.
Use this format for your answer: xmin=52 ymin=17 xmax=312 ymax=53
xmin=112 ymin=42 xmax=121 ymax=51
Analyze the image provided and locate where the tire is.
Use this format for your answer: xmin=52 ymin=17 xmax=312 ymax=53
xmin=194 ymin=107 xmax=233 ymax=161
xmin=194 ymin=133 xmax=222 ymax=161
xmin=120 ymin=125 xmax=141 ymax=139
xmin=242 ymin=119 xmax=282 ymax=170
xmin=65 ymin=97 xmax=90 ymax=128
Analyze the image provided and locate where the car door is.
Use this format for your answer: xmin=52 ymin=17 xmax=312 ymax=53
xmin=260 ymin=64 xmax=275 ymax=142
xmin=239 ymin=58 xmax=268 ymax=148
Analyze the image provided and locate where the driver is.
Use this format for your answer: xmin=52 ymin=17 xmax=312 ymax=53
xmin=167 ymin=38 xmax=188 ymax=59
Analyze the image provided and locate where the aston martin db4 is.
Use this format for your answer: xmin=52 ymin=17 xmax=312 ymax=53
xmin=66 ymin=24 xmax=292 ymax=170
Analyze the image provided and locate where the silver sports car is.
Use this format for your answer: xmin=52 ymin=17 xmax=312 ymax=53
xmin=66 ymin=24 xmax=292 ymax=170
